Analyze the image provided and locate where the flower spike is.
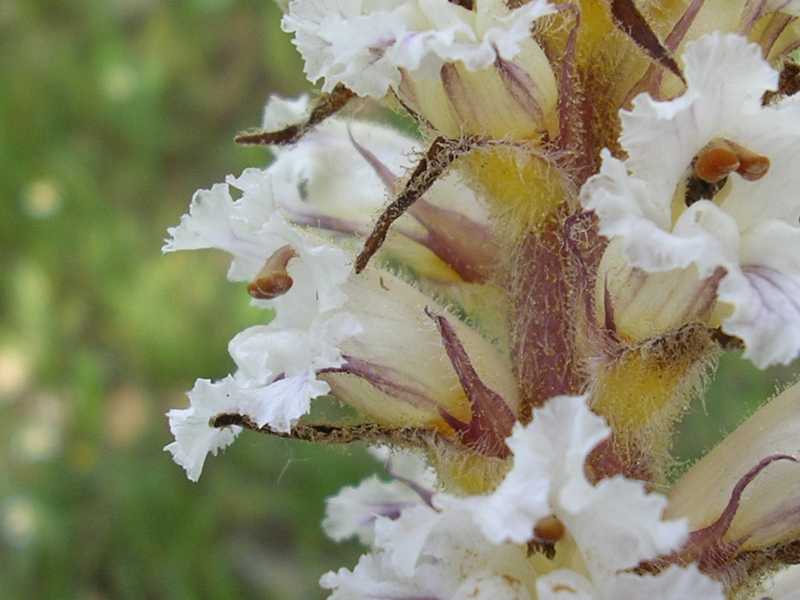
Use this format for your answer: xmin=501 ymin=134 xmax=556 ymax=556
xmin=165 ymin=0 xmax=800 ymax=594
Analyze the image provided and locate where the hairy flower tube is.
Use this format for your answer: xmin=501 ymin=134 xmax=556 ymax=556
xmin=165 ymin=1 xmax=800 ymax=597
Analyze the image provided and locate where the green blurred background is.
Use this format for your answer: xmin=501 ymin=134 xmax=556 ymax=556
xmin=0 ymin=1 xmax=379 ymax=598
xmin=0 ymin=1 xmax=796 ymax=598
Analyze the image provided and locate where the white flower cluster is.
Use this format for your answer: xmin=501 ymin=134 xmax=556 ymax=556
xmin=321 ymin=396 xmax=725 ymax=599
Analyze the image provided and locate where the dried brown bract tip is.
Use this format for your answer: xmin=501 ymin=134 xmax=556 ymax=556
xmin=710 ymin=328 xmax=744 ymax=351
xmin=355 ymin=135 xmax=482 ymax=273
xmin=235 ymin=83 xmax=356 ymax=146
xmin=762 ymin=61 xmax=800 ymax=106
xmin=447 ymin=0 xmax=474 ymax=9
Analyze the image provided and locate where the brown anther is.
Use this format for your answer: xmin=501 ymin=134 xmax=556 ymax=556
xmin=685 ymin=139 xmax=770 ymax=206
xmin=693 ymin=141 xmax=740 ymax=183
xmin=247 ymin=245 xmax=298 ymax=300
xmin=725 ymin=140 xmax=770 ymax=181
xmin=533 ymin=514 xmax=566 ymax=544
xmin=693 ymin=139 xmax=770 ymax=183
xmin=736 ymin=153 xmax=770 ymax=181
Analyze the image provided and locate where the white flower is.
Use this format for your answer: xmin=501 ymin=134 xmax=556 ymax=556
xmin=163 ymin=97 xmax=514 ymax=480
xmin=164 ymin=167 xmax=352 ymax=327
xmin=262 ymin=95 xmax=417 ymax=225
xmin=459 ymin=396 xmax=702 ymax=596
xmin=282 ymin=0 xmax=556 ymax=98
xmin=163 ymin=166 xmax=366 ymax=479
xmin=322 ymin=475 xmax=428 ymax=545
xmin=320 ymin=396 xmax=724 ymax=599
xmin=580 ymin=32 xmax=800 ymax=366
xmin=166 ymin=364 xmax=352 ymax=482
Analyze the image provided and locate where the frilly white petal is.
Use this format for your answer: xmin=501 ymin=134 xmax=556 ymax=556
xmin=283 ymin=0 xmax=554 ymax=97
xmin=621 ymin=32 xmax=778 ymax=209
xmin=231 ymin=313 xmax=362 ymax=383
xmin=163 ymin=370 xmax=336 ymax=478
xmin=226 ymin=312 xmax=364 ymax=432
xmin=374 ymin=503 xmax=443 ymax=577
xmin=322 ymin=475 xmax=425 ymax=545
xmin=527 ymin=395 xmax=610 ymax=512
xmin=163 ymin=174 xmax=291 ymax=281
xmin=460 ymin=395 xmax=607 ymax=545
xmin=164 ymin=164 xmax=365 ymax=469
xmin=537 ymin=564 xmax=724 ymax=600
xmin=242 ymin=374 xmax=330 ymax=433
xmin=163 ymin=167 xmax=353 ymax=328
xmin=164 ymin=377 xmax=244 ymax=482
xmin=716 ymin=221 xmax=800 ymax=367
xmin=343 ymin=497 xmax=535 ymax=597
xmin=461 ymin=395 xmax=688 ymax=576
xmin=320 ymin=552 xmax=451 ymax=599
xmin=580 ymin=151 xmax=713 ymax=274
xmin=563 ymin=475 xmax=686 ymax=576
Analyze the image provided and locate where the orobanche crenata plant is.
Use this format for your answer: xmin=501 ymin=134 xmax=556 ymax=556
xmin=164 ymin=1 xmax=800 ymax=597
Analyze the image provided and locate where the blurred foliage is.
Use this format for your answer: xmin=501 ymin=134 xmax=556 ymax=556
xmin=0 ymin=0 xmax=797 ymax=598
xmin=0 ymin=0 xmax=377 ymax=598
xmin=673 ymin=352 xmax=797 ymax=473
